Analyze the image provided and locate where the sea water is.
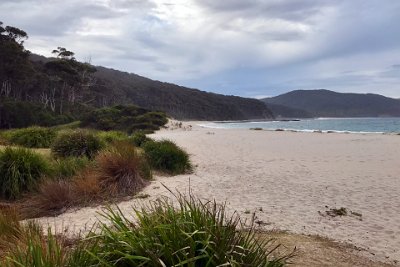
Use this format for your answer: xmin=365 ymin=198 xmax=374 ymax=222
xmin=200 ymin=118 xmax=400 ymax=133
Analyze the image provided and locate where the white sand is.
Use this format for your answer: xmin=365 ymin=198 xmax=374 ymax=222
xmin=35 ymin=122 xmax=400 ymax=264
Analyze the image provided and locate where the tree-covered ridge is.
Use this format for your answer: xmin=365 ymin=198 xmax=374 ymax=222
xmin=0 ymin=22 xmax=273 ymax=128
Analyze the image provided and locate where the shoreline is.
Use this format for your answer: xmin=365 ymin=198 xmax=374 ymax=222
xmin=34 ymin=121 xmax=400 ymax=266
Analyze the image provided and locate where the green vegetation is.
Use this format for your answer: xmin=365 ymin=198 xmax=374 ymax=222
xmin=51 ymin=130 xmax=103 ymax=159
xmin=143 ymin=140 xmax=191 ymax=174
xmin=50 ymin=156 xmax=91 ymax=179
xmin=0 ymin=147 xmax=48 ymax=200
xmin=130 ymin=131 xmax=152 ymax=147
xmin=96 ymin=130 xmax=128 ymax=144
xmin=69 ymin=194 xmax=288 ymax=266
xmin=0 ymin=99 xmax=74 ymax=129
xmin=3 ymin=126 xmax=57 ymax=148
xmin=81 ymin=105 xmax=168 ymax=133
xmin=0 ymin=195 xmax=290 ymax=266
xmin=0 ymin=210 xmax=69 ymax=267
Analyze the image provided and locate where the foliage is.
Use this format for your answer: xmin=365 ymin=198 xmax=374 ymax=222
xmin=143 ymin=140 xmax=191 ymax=174
xmin=96 ymin=130 xmax=128 ymax=144
xmin=0 ymin=147 xmax=48 ymax=200
xmin=81 ymin=105 xmax=168 ymax=134
xmin=4 ymin=126 xmax=57 ymax=148
xmin=95 ymin=141 xmax=151 ymax=196
xmin=70 ymin=193 xmax=289 ymax=266
xmin=0 ymin=210 xmax=69 ymax=267
xmin=51 ymin=130 xmax=103 ymax=159
xmin=0 ymin=99 xmax=73 ymax=129
xmin=50 ymin=156 xmax=91 ymax=179
xmin=130 ymin=131 xmax=152 ymax=147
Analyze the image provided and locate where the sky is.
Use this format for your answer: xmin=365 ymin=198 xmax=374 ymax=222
xmin=1 ymin=0 xmax=400 ymax=98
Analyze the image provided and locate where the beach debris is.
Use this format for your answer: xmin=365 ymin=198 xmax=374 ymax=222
xmin=275 ymin=128 xmax=284 ymax=131
xmin=255 ymin=220 xmax=271 ymax=226
xmin=134 ymin=193 xmax=151 ymax=199
xmin=206 ymin=132 xmax=215 ymax=135
xmin=319 ymin=206 xmax=362 ymax=221
xmin=249 ymin=127 xmax=263 ymax=130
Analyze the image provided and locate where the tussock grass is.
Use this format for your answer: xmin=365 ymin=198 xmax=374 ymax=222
xmin=96 ymin=130 xmax=128 ymax=144
xmin=51 ymin=130 xmax=103 ymax=159
xmin=0 ymin=210 xmax=70 ymax=267
xmin=95 ymin=141 xmax=151 ymax=197
xmin=4 ymin=127 xmax=57 ymax=148
xmin=0 ymin=147 xmax=49 ymax=200
xmin=70 ymin=193 xmax=290 ymax=266
xmin=130 ymin=131 xmax=153 ymax=147
xmin=50 ymin=157 xmax=91 ymax=179
xmin=143 ymin=139 xmax=191 ymax=174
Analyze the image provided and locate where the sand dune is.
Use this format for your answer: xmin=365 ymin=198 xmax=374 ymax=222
xmin=35 ymin=122 xmax=400 ymax=266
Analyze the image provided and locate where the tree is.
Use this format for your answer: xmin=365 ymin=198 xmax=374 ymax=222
xmin=0 ymin=22 xmax=33 ymax=99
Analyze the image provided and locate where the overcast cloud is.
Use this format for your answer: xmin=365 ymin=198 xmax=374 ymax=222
xmin=1 ymin=0 xmax=400 ymax=97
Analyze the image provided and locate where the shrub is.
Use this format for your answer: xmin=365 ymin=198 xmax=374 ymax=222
xmin=81 ymin=105 xmax=168 ymax=133
xmin=4 ymin=127 xmax=57 ymax=148
xmin=130 ymin=131 xmax=152 ymax=147
xmin=95 ymin=141 xmax=151 ymax=196
xmin=50 ymin=157 xmax=90 ymax=179
xmin=51 ymin=130 xmax=103 ymax=159
xmin=70 ymin=194 xmax=290 ymax=266
xmin=0 ymin=147 xmax=49 ymax=200
xmin=96 ymin=130 xmax=128 ymax=144
xmin=143 ymin=140 xmax=191 ymax=174
xmin=71 ymin=169 xmax=102 ymax=204
xmin=24 ymin=179 xmax=74 ymax=218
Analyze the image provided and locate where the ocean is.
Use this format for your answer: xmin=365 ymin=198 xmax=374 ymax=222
xmin=199 ymin=117 xmax=400 ymax=134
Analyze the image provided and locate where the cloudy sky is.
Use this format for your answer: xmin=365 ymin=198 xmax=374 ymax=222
xmin=1 ymin=0 xmax=400 ymax=98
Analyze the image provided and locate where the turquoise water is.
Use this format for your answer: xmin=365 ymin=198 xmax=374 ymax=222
xmin=200 ymin=118 xmax=400 ymax=133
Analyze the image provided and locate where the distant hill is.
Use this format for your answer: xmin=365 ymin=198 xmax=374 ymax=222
xmin=262 ymin=89 xmax=400 ymax=117
xmin=264 ymin=103 xmax=312 ymax=119
xmin=92 ymin=67 xmax=273 ymax=120
xmin=29 ymin=54 xmax=273 ymax=121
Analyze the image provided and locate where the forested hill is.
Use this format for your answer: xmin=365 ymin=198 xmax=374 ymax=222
xmin=0 ymin=21 xmax=273 ymax=123
xmin=28 ymin=54 xmax=273 ymax=120
xmin=91 ymin=67 xmax=273 ymax=120
xmin=262 ymin=89 xmax=400 ymax=117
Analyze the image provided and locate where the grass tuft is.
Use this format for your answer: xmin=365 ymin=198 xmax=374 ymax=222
xmin=143 ymin=139 xmax=191 ymax=174
xmin=96 ymin=141 xmax=151 ymax=197
xmin=51 ymin=130 xmax=103 ymax=159
xmin=70 ymin=192 xmax=290 ymax=266
xmin=4 ymin=127 xmax=57 ymax=148
xmin=0 ymin=147 xmax=49 ymax=200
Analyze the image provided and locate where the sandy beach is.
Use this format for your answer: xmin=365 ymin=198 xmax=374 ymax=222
xmin=35 ymin=122 xmax=400 ymax=265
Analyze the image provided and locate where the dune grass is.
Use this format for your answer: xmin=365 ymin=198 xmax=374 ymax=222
xmin=68 ymin=193 xmax=291 ymax=266
xmin=3 ymin=127 xmax=57 ymax=148
xmin=143 ymin=139 xmax=191 ymax=174
xmin=51 ymin=130 xmax=103 ymax=159
xmin=0 ymin=147 xmax=49 ymax=200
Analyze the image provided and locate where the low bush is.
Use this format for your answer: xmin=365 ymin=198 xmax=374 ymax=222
xmin=81 ymin=105 xmax=168 ymax=133
xmin=51 ymin=130 xmax=103 ymax=159
xmin=71 ymin=169 xmax=102 ymax=204
xmin=25 ymin=179 xmax=74 ymax=218
xmin=96 ymin=130 xmax=128 ymax=144
xmin=0 ymin=147 xmax=49 ymax=200
xmin=70 ymin=194 xmax=290 ymax=266
xmin=143 ymin=140 xmax=191 ymax=174
xmin=95 ymin=141 xmax=151 ymax=197
xmin=50 ymin=157 xmax=91 ymax=179
xmin=4 ymin=127 xmax=57 ymax=148
xmin=130 ymin=131 xmax=152 ymax=147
